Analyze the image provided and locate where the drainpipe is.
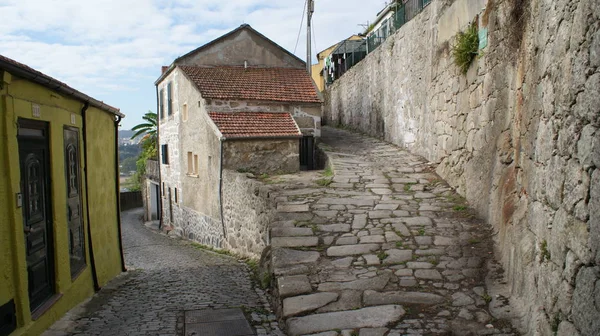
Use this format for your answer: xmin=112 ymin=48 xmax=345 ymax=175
xmin=218 ymin=139 xmax=227 ymax=241
xmin=81 ymin=103 xmax=100 ymax=291
xmin=156 ymin=84 xmax=164 ymax=230
xmin=114 ymin=115 xmax=126 ymax=272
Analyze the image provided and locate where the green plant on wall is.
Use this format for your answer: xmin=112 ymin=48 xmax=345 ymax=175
xmin=452 ymin=23 xmax=479 ymax=74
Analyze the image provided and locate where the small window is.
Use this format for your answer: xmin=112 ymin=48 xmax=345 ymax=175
xmin=193 ymin=155 xmax=199 ymax=175
xmin=161 ymin=144 xmax=169 ymax=165
xmin=174 ymin=188 xmax=178 ymax=203
xmin=207 ymin=156 xmax=212 ymax=169
xmin=159 ymin=89 xmax=165 ymax=119
xmin=187 ymin=152 xmax=193 ymax=174
xmin=162 ymin=182 xmax=165 ymax=194
xmin=167 ymin=82 xmax=173 ymax=116
xmin=182 ymin=103 xmax=188 ymax=122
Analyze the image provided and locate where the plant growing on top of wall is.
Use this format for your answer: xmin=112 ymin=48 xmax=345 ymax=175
xmin=452 ymin=22 xmax=480 ymax=74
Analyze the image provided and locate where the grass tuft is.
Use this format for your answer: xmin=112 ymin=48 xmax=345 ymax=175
xmin=452 ymin=23 xmax=479 ymax=74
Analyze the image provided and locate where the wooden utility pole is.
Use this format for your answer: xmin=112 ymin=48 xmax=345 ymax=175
xmin=307 ymin=0 xmax=314 ymax=75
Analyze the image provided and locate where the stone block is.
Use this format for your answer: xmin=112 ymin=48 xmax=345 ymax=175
xmin=327 ymin=244 xmax=380 ymax=257
xmin=272 ymin=237 xmax=319 ymax=248
xmin=286 ymin=305 xmax=405 ymax=336
xmin=271 ymin=227 xmax=314 ymax=237
xmin=318 ymin=274 xmax=390 ymax=292
xmin=273 ymin=248 xmax=320 ymax=268
xmin=283 ymin=292 xmax=339 ymax=317
xmin=278 ymin=275 xmax=312 ymax=298
xmin=383 ymin=249 xmax=413 ymax=265
xmin=363 ymin=290 xmax=445 ymax=306
xmin=277 ymin=203 xmax=310 ymax=212
xmin=318 ymin=224 xmax=351 ymax=232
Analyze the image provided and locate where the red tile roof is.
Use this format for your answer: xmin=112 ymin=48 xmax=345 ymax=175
xmin=180 ymin=66 xmax=321 ymax=103
xmin=208 ymin=112 xmax=302 ymax=139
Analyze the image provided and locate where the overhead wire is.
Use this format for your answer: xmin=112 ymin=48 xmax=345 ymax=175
xmin=293 ymin=0 xmax=308 ymax=54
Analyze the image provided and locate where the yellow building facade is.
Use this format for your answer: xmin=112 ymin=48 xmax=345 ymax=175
xmin=0 ymin=56 xmax=125 ymax=336
xmin=311 ymin=35 xmax=363 ymax=91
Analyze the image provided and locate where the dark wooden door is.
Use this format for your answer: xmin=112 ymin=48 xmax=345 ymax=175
xmin=64 ymin=127 xmax=86 ymax=278
xmin=18 ymin=119 xmax=55 ymax=312
xmin=300 ymin=136 xmax=315 ymax=171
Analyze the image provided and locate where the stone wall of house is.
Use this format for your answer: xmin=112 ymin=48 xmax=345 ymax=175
xmin=208 ymin=100 xmax=322 ymax=137
xmin=158 ymin=69 xmax=184 ymax=230
xmin=323 ymin=0 xmax=599 ymax=334
xmin=223 ymin=139 xmax=300 ymax=174
xmin=221 ymin=170 xmax=276 ymax=259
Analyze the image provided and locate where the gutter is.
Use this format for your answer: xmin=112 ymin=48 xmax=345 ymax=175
xmin=81 ymin=103 xmax=100 ymax=291
xmin=114 ymin=115 xmax=126 ymax=272
xmin=0 ymin=58 xmax=123 ymax=117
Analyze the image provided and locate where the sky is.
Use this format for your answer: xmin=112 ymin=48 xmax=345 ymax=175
xmin=0 ymin=0 xmax=389 ymax=130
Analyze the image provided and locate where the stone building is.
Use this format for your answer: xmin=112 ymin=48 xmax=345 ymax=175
xmin=154 ymin=24 xmax=321 ymax=246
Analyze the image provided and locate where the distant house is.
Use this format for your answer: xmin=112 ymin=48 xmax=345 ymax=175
xmin=154 ymin=24 xmax=321 ymax=243
xmin=311 ymin=35 xmax=363 ymax=91
xmin=0 ymin=55 xmax=124 ymax=336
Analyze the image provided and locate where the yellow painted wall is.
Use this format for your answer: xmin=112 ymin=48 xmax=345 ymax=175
xmin=84 ymin=106 xmax=122 ymax=287
xmin=311 ymin=35 xmax=364 ymax=91
xmin=0 ymin=70 xmax=122 ymax=335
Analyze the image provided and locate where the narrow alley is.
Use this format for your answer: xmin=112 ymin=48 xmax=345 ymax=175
xmin=43 ymin=209 xmax=281 ymax=336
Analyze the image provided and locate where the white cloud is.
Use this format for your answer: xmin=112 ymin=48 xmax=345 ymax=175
xmin=0 ymin=0 xmax=387 ymax=127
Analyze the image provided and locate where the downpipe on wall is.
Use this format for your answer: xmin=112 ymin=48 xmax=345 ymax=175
xmin=81 ymin=103 xmax=100 ymax=291
xmin=114 ymin=115 xmax=126 ymax=272
xmin=219 ymin=139 xmax=227 ymax=243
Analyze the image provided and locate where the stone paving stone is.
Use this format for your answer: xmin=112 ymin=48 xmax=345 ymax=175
xmin=414 ymin=269 xmax=443 ymax=280
xmin=369 ymin=210 xmax=392 ymax=219
xmin=363 ymin=290 xmax=446 ymax=306
xmin=317 ymin=198 xmax=375 ymax=206
xmin=278 ymin=275 xmax=312 ymax=298
xmin=282 ymin=292 xmax=339 ymax=317
xmin=404 ymin=217 xmax=433 ymax=226
xmin=277 ymin=203 xmax=310 ymax=212
xmin=371 ymin=188 xmax=393 ymax=195
xmin=359 ymin=327 xmax=389 ymax=336
xmin=434 ymin=236 xmax=456 ymax=245
xmin=407 ymin=262 xmax=434 ymax=269
xmin=374 ymin=203 xmax=399 ymax=210
xmin=271 ymin=236 xmax=319 ymax=248
xmin=327 ymin=244 xmax=380 ymax=257
xmin=360 ymin=235 xmax=386 ymax=244
xmin=286 ymin=305 xmax=405 ymax=336
xmin=318 ymin=224 xmax=351 ymax=232
xmin=318 ymin=274 xmax=390 ymax=291
xmin=273 ymin=248 xmax=320 ymax=268
xmin=271 ymin=227 xmax=314 ymax=237
xmin=336 ymin=236 xmax=359 ymax=245
xmin=382 ymin=249 xmax=413 ymax=264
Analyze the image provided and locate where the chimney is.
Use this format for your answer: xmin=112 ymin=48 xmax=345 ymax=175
xmin=161 ymin=66 xmax=168 ymax=74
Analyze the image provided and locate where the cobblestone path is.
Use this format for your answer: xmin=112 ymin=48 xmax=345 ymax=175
xmin=44 ymin=208 xmax=281 ymax=336
xmin=268 ymin=127 xmax=517 ymax=336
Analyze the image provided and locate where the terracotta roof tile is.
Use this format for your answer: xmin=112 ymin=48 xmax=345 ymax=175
xmin=208 ymin=112 xmax=302 ymax=139
xmin=180 ymin=66 xmax=321 ymax=103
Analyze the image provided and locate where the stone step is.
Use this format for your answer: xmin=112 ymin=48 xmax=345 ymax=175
xmin=286 ymin=305 xmax=405 ymax=336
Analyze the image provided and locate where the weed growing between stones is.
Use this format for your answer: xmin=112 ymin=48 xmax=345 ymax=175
xmin=469 ymin=237 xmax=481 ymax=244
xmin=418 ymin=228 xmax=426 ymax=236
xmin=377 ymin=251 xmax=389 ymax=262
xmin=540 ymin=240 xmax=551 ymax=262
xmin=482 ymin=293 xmax=492 ymax=304
xmin=315 ymin=178 xmax=332 ymax=187
xmin=322 ymin=166 xmax=334 ymax=177
xmin=396 ymin=241 xmax=404 ymax=248
xmin=452 ymin=22 xmax=479 ymax=74
xmin=453 ymin=205 xmax=468 ymax=211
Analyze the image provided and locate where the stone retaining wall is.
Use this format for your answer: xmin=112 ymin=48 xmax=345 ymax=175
xmin=167 ymin=170 xmax=276 ymax=259
xmin=221 ymin=169 xmax=277 ymax=259
xmin=323 ymin=0 xmax=599 ymax=334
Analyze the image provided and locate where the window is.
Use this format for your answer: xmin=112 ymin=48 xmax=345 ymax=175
xmin=167 ymin=82 xmax=173 ymax=116
xmin=187 ymin=152 xmax=193 ymax=174
xmin=194 ymin=155 xmax=199 ymax=175
xmin=161 ymin=144 xmax=169 ymax=165
xmin=182 ymin=103 xmax=188 ymax=122
xmin=159 ymin=88 xmax=164 ymax=119
xmin=174 ymin=188 xmax=178 ymax=203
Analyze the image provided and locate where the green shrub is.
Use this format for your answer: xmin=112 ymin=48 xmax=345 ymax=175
xmin=452 ymin=23 xmax=479 ymax=74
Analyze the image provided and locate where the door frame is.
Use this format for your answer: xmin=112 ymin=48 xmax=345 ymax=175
xmin=17 ymin=118 xmax=56 ymax=314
